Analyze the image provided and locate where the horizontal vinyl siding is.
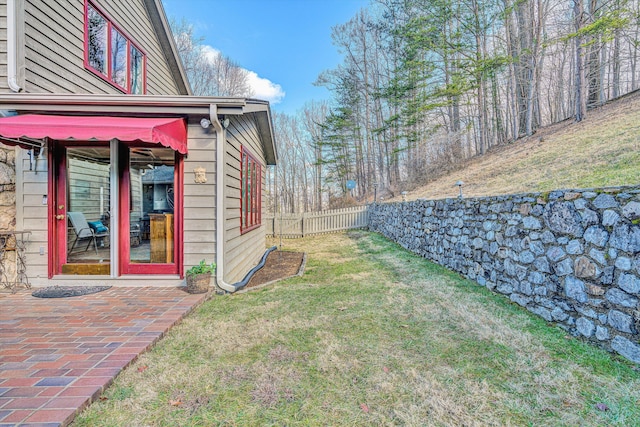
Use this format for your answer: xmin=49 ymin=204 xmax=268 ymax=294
xmin=23 ymin=0 xmax=112 ymax=94
xmin=223 ymin=114 xmax=268 ymax=283
xmin=20 ymin=0 xmax=181 ymax=95
xmin=21 ymin=153 xmax=48 ymax=283
xmin=182 ymin=123 xmax=217 ymax=270
xmin=225 ymin=229 xmax=265 ymax=283
xmin=0 ymin=1 xmax=7 ymax=91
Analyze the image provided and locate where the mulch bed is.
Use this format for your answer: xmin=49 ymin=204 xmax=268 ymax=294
xmin=244 ymin=250 xmax=305 ymax=290
xmin=32 ymin=285 xmax=112 ymax=298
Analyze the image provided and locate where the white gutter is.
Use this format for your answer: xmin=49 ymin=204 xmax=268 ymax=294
xmin=7 ymin=0 xmax=22 ymax=92
xmin=209 ymin=104 xmax=276 ymax=293
xmin=210 ymin=104 xmax=237 ymax=293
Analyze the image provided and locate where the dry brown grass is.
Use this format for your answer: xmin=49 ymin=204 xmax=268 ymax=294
xmin=392 ymin=91 xmax=640 ymax=202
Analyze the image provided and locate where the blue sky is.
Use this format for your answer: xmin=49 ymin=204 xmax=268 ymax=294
xmin=162 ymin=0 xmax=369 ymax=115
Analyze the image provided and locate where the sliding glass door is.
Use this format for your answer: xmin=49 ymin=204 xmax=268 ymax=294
xmin=120 ymin=146 xmax=180 ymax=274
xmin=50 ymin=142 xmax=181 ymax=277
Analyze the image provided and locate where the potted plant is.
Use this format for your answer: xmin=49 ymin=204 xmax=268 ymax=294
xmin=185 ymin=260 xmax=216 ymax=294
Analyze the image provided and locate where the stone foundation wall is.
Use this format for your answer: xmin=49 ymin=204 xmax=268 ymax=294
xmin=368 ymin=186 xmax=640 ymax=364
xmin=0 ymin=148 xmax=17 ymax=282
xmin=0 ymin=148 xmax=16 ymax=230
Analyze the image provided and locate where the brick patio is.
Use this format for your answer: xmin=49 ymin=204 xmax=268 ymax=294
xmin=0 ymin=287 xmax=208 ymax=427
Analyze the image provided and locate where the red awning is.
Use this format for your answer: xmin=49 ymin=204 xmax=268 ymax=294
xmin=0 ymin=114 xmax=188 ymax=154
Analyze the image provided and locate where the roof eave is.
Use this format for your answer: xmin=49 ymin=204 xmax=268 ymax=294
xmin=0 ymin=93 xmax=278 ymax=165
xmin=244 ymin=100 xmax=277 ymax=166
xmin=0 ymin=93 xmax=246 ymax=112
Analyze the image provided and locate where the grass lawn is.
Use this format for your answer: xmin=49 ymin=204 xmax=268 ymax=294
xmin=74 ymin=231 xmax=640 ymax=426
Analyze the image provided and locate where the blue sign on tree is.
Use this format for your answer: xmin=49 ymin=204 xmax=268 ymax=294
xmin=346 ymin=180 xmax=356 ymax=190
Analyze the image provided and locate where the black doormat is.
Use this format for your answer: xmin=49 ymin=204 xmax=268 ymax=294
xmin=32 ymin=285 xmax=112 ymax=298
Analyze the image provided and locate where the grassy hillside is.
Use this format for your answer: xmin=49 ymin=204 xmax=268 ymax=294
xmin=394 ymin=90 xmax=640 ymax=202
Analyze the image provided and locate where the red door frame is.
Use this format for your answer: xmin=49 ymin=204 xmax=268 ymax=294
xmin=48 ymin=140 xmax=64 ymax=278
xmin=49 ymin=141 xmax=111 ymax=277
xmin=118 ymin=144 xmax=183 ymax=276
xmin=48 ymin=141 xmax=184 ymax=278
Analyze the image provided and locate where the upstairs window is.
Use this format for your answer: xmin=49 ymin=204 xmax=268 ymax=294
xmin=241 ymin=147 xmax=262 ymax=234
xmin=85 ymin=2 xmax=146 ymax=94
xmin=130 ymin=45 xmax=144 ymax=94
xmin=87 ymin=5 xmax=107 ymax=74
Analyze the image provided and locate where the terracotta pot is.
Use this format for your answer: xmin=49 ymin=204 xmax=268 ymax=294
xmin=186 ymin=273 xmax=211 ymax=294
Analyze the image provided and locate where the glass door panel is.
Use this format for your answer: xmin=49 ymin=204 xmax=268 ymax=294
xmin=52 ymin=143 xmax=180 ymax=276
xmin=62 ymin=146 xmax=111 ymax=274
xmin=126 ymin=147 xmax=176 ymax=270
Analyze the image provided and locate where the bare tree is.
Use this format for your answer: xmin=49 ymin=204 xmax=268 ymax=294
xmin=170 ymin=19 xmax=253 ymax=97
xmin=574 ymin=0 xmax=587 ymax=122
xmin=302 ymin=101 xmax=329 ymax=211
xmin=265 ymin=0 xmax=640 ymax=213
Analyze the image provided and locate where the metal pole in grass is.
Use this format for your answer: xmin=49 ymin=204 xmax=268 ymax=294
xmin=455 ymin=180 xmax=464 ymax=199
xmin=279 ymin=186 xmax=284 ymax=251
xmin=273 ymin=162 xmax=283 ymax=251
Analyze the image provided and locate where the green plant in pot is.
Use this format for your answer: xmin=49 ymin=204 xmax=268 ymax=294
xmin=186 ymin=260 xmax=216 ymax=294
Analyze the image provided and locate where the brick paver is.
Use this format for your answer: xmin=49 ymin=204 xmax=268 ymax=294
xmin=0 ymin=287 xmax=208 ymax=426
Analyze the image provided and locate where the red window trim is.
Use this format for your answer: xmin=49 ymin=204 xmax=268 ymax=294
xmin=84 ymin=0 xmax=147 ymax=94
xmin=240 ymin=146 xmax=262 ymax=234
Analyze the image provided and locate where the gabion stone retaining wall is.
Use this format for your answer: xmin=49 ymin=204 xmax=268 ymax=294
xmin=0 ymin=148 xmax=16 ymax=231
xmin=368 ymin=186 xmax=640 ymax=364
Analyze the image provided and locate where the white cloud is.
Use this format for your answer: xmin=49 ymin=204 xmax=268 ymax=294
xmin=202 ymin=45 xmax=285 ymax=104
xmin=202 ymin=45 xmax=220 ymax=61
xmin=246 ymin=71 xmax=285 ymax=104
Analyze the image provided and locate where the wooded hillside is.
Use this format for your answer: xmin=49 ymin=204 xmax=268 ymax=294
xmin=393 ymin=88 xmax=640 ymax=202
xmin=268 ymin=0 xmax=640 ymax=214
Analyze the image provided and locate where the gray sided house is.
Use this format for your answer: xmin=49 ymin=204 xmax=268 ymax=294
xmin=0 ymin=0 xmax=277 ymax=290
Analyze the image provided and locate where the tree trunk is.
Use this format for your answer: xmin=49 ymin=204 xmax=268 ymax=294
xmin=574 ymin=0 xmax=586 ymax=122
xmin=612 ymin=26 xmax=620 ymax=98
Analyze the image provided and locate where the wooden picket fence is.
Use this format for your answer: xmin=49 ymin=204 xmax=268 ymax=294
xmin=265 ymin=206 xmax=369 ymax=238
